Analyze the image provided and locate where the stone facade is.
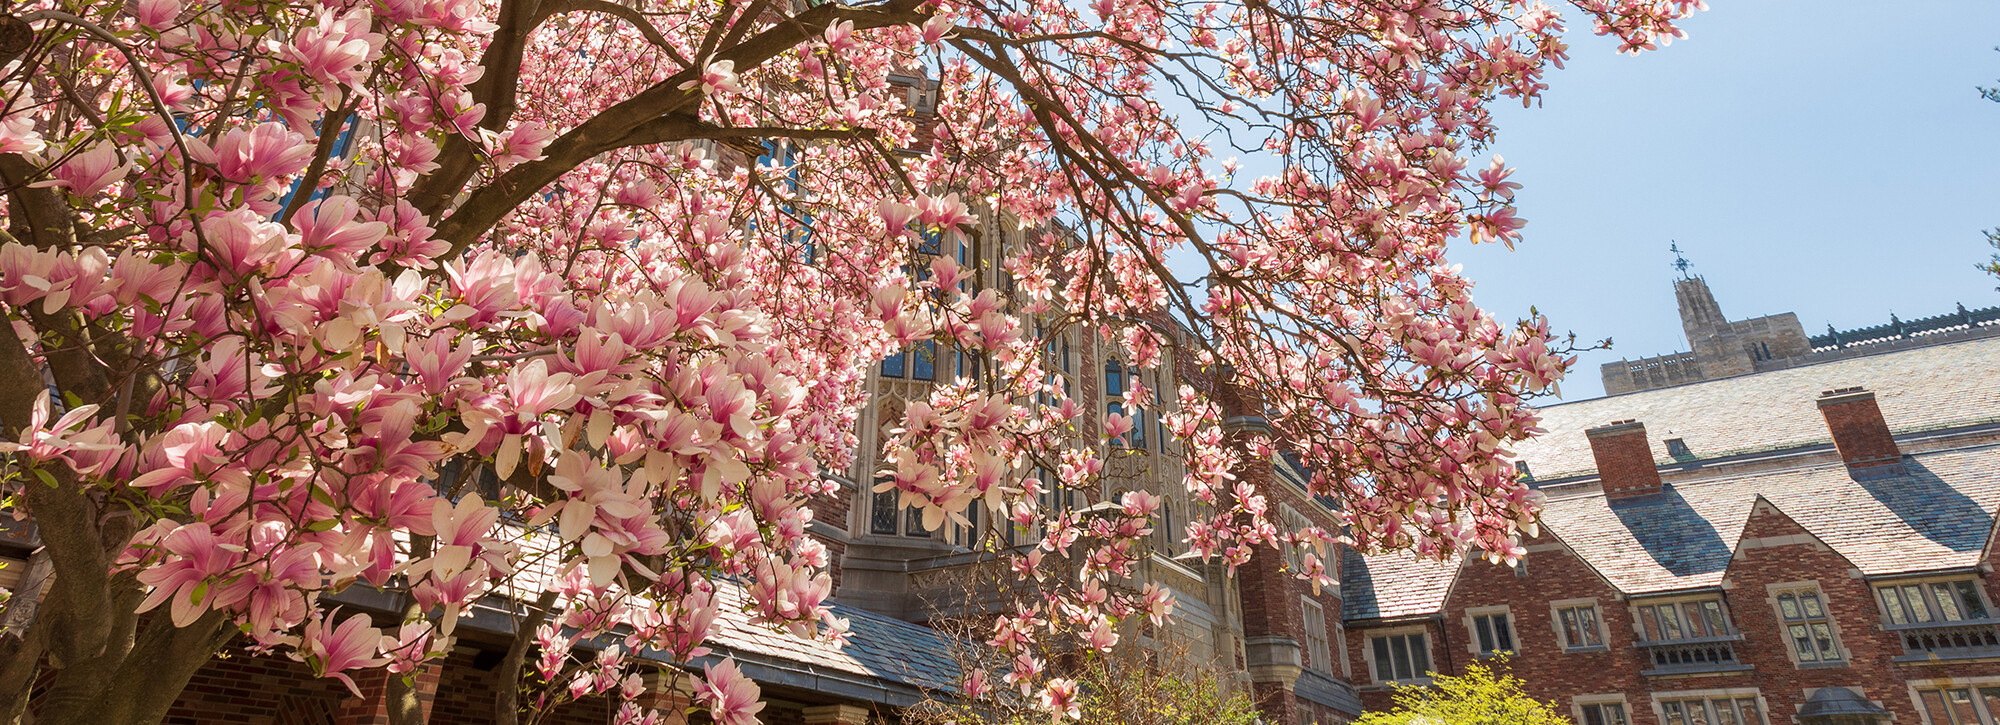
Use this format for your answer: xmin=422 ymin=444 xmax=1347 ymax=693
xmin=1602 ymin=276 xmax=2000 ymax=395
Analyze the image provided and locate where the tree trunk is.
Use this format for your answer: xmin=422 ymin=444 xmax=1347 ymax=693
xmin=493 ymin=590 xmax=559 ymax=725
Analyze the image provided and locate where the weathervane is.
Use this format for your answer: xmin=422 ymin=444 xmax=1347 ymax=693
xmin=1670 ymin=241 xmax=1694 ymax=279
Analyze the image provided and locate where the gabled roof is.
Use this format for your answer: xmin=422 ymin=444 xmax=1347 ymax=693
xmin=1513 ymin=335 xmax=2000 ymax=480
xmin=1340 ymin=549 xmax=1460 ymax=621
xmin=1736 ymin=447 xmax=2000 ymax=578
xmin=1338 ymin=444 xmax=2000 ymax=619
xmin=1546 ymin=446 xmax=2000 ymax=594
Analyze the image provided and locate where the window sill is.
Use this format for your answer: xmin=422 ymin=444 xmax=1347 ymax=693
xmin=1361 ymin=678 xmax=1433 ymax=691
xmin=1893 ymin=649 xmax=2000 ymax=663
xmin=1563 ymin=645 xmax=1611 ymax=654
xmin=1885 ymin=620 xmax=1995 ymax=632
xmin=1795 ymin=660 xmax=1849 ymax=670
xmin=1641 ymin=663 xmax=1753 ymax=677
xmin=1473 ymin=651 xmax=1515 ymax=660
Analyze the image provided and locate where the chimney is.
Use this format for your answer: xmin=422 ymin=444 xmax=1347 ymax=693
xmin=1586 ymin=420 xmax=1663 ymax=499
xmin=1817 ymin=387 xmax=1901 ymax=473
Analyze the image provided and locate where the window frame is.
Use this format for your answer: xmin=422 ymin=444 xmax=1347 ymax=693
xmin=1464 ymin=605 xmax=1518 ymax=657
xmin=1364 ymin=627 xmax=1432 ymax=685
xmin=1649 ymin=689 xmax=1768 ymax=725
xmin=868 ymin=475 xmax=936 ymax=539
xmin=1551 ymin=598 xmax=1610 ymax=652
xmin=1573 ymin=695 xmax=1633 ymax=725
xmin=1874 ymin=575 xmax=1993 ymax=628
xmin=1631 ymin=594 xmax=1736 ymax=643
xmin=1103 ymin=357 xmax=1147 ymax=450
xmin=1335 ymin=621 xmax=1351 ymax=678
xmin=1301 ymin=597 xmax=1332 ymax=674
xmin=1765 ymin=581 xmax=1847 ymax=667
xmin=1907 ymin=677 xmax=2000 ymax=725
xmin=1276 ymin=504 xmax=1323 ymax=576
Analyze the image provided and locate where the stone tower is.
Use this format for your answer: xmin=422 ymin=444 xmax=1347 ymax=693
xmin=1601 ymin=276 xmax=1812 ymax=394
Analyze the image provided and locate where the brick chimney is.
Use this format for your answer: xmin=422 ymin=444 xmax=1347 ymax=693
xmin=1816 ymin=387 xmax=1901 ymax=473
xmin=1586 ymin=420 xmax=1663 ymax=499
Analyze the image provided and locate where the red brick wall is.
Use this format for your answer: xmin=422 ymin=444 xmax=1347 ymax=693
xmin=1347 ymin=618 xmax=1447 ymax=713
xmin=1725 ymin=500 xmax=1996 ymax=724
xmin=165 ymin=646 xmax=625 ymax=725
xmin=1428 ymin=541 xmax=1658 ymax=720
xmin=164 ymin=646 xmax=349 ymax=725
xmin=1371 ymin=500 xmax=2000 ymax=724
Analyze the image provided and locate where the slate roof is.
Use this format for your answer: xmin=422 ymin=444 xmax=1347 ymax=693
xmin=1340 ymin=336 xmax=2000 ymax=617
xmin=701 ymin=584 xmax=963 ymax=697
xmin=1341 ymin=549 xmax=1460 ymax=620
xmin=1539 ymin=445 xmax=2000 ymax=594
xmin=1512 ymin=335 xmax=2000 ymax=480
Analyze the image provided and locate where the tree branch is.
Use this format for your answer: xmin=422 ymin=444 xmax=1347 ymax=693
xmin=424 ymin=0 xmax=928 ymax=261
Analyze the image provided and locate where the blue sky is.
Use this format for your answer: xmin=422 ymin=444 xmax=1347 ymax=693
xmin=1452 ymin=1 xmax=2000 ymax=400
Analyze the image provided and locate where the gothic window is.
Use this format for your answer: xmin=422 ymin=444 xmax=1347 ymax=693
xmin=1557 ymin=604 xmax=1606 ymax=650
xmin=1660 ymin=697 xmax=1765 ymax=725
xmin=1580 ymin=703 xmax=1629 ymax=725
xmin=911 ymin=340 xmax=937 ymax=381
xmin=1104 ymin=358 xmax=1145 ymax=450
xmin=1775 ymin=587 xmax=1843 ymax=664
xmin=1302 ymin=598 xmax=1331 ymax=673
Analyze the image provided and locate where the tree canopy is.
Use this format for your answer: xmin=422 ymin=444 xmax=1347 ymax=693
xmin=0 ymin=0 xmax=1697 ymax=722
xmin=1355 ymin=660 xmax=1570 ymax=725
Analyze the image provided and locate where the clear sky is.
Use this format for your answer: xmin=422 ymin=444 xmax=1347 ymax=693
xmin=1451 ymin=1 xmax=2000 ymax=401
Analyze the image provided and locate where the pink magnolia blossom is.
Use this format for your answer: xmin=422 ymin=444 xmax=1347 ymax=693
xmin=680 ymin=60 xmax=741 ymax=95
xmin=302 ymin=613 xmax=388 ymax=697
xmin=1039 ymin=678 xmax=1081 ymax=722
xmin=696 ymin=659 xmax=764 ymax=725
xmin=48 ymin=144 xmax=129 ymax=198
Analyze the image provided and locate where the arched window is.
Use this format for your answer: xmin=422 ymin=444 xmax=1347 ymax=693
xmin=1105 ymin=358 xmax=1148 ymax=450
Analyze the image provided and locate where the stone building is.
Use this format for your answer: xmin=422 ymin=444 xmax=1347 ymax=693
xmin=1350 ymin=277 xmax=2000 ymax=725
xmin=1601 ymin=273 xmax=2000 ymax=394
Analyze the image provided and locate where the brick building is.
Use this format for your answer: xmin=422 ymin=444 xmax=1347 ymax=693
xmin=1347 ymin=278 xmax=2000 ymax=725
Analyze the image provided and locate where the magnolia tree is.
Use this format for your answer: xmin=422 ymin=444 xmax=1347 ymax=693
xmin=0 ymin=0 xmax=1698 ymax=722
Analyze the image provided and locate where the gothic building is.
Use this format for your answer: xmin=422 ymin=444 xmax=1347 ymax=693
xmin=1601 ymin=273 xmax=2000 ymax=394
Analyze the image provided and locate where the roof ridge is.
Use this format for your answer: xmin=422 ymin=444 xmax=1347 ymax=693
xmin=1539 ymin=334 xmax=2000 ymax=409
